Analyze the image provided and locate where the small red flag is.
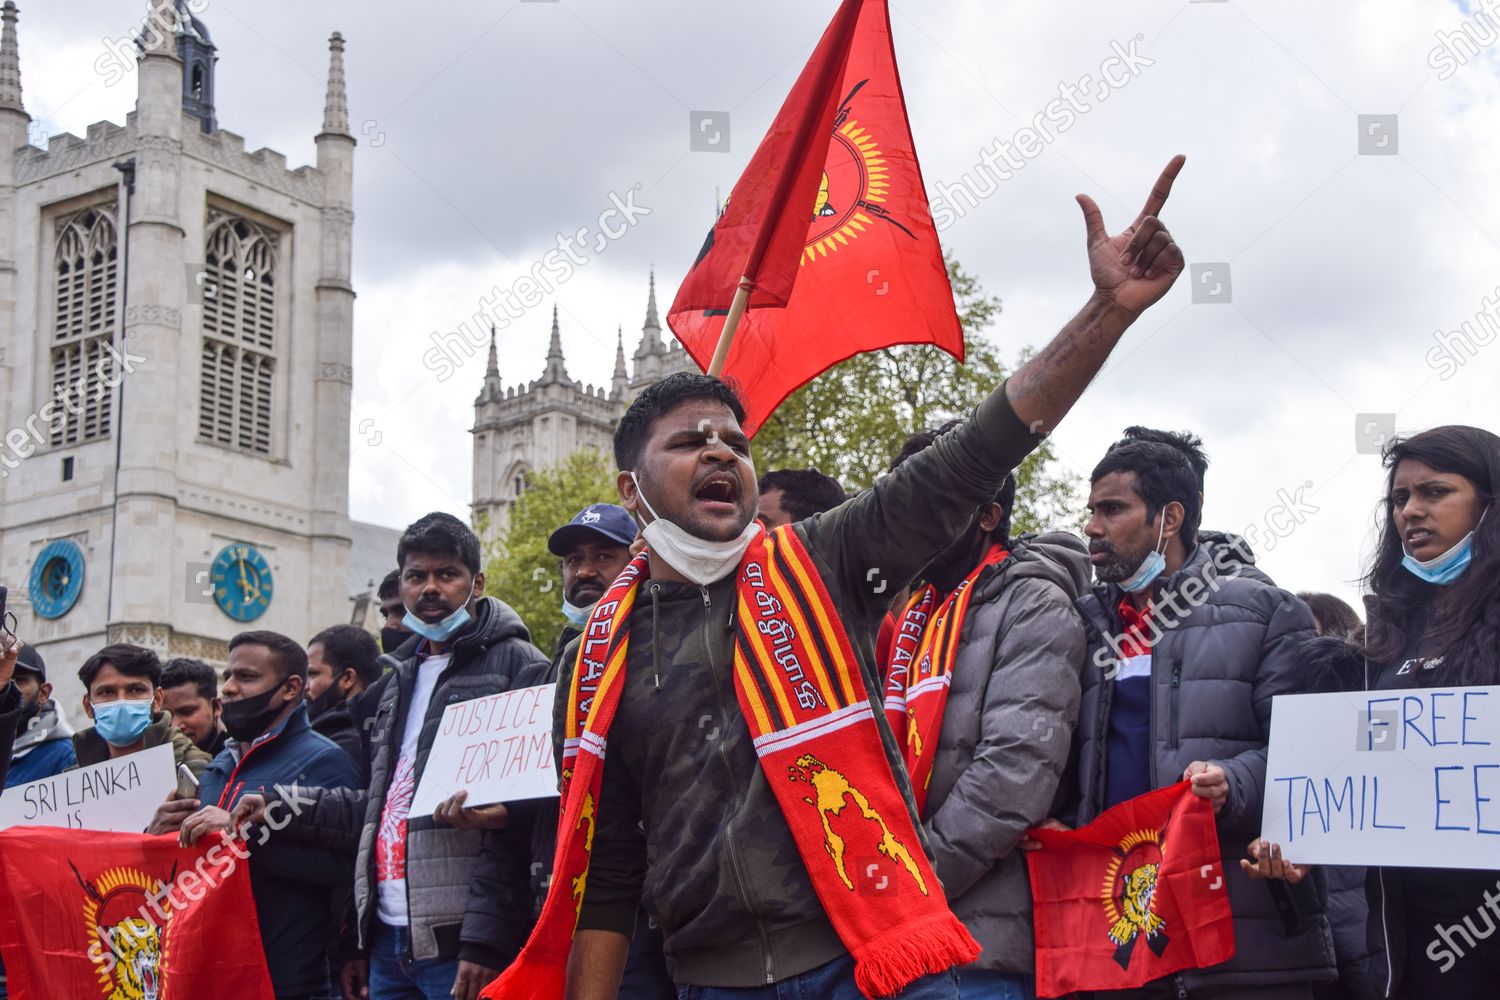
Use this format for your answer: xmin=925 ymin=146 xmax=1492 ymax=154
xmin=1024 ymin=782 xmax=1236 ymax=998
xmin=0 ymin=827 xmax=275 ymax=1000
xmin=668 ymin=0 xmax=961 ymax=434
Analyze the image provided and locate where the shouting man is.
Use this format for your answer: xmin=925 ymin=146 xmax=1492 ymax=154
xmin=496 ymin=158 xmax=1191 ymax=1000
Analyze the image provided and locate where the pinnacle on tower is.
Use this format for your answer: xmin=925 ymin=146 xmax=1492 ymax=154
xmin=0 ymin=2 xmax=22 ymax=115
xmin=612 ymin=326 xmax=628 ymax=380
xmin=636 ymin=269 xmax=664 ymax=359
xmin=644 ymin=268 xmax=661 ymax=332
xmin=486 ymin=325 xmax=500 ymax=379
xmin=610 ymin=325 xmax=630 ymax=399
xmin=542 ymin=305 xmax=570 ymax=383
xmin=321 ymin=31 xmax=350 ymax=136
xmin=138 ymin=0 xmax=180 ymax=60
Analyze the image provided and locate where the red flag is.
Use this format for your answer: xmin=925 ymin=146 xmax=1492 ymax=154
xmin=1024 ymin=782 xmax=1235 ymax=998
xmin=0 ymin=827 xmax=275 ymax=1000
xmin=668 ymin=0 xmax=960 ymax=434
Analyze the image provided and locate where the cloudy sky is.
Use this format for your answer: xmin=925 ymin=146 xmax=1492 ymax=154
xmin=23 ymin=0 xmax=1500 ymax=609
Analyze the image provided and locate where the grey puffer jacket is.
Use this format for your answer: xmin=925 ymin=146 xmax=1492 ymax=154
xmin=268 ymin=596 xmax=551 ymax=967
xmin=921 ymin=531 xmax=1090 ymax=974
xmin=1072 ymin=543 xmax=1338 ymax=992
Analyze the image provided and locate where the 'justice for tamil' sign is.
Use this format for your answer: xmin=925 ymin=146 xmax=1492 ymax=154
xmin=1262 ymin=685 xmax=1500 ymax=869
xmin=410 ymin=684 xmax=559 ymax=816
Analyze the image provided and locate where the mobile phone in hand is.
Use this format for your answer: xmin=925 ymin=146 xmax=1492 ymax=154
xmin=177 ymin=763 xmax=200 ymax=799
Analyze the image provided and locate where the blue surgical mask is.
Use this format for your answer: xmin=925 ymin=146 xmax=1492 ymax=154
xmin=561 ymin=598 xmax=595 ymax=629
xmin=92 ymin=697 xmax=154 ymax=747
xmin=403 ymin=604 xmax=472 ymax=642
xmin=1402 ymin=532 xmax=1476 ymax=585
xmin=1118 ymin=517 xmax=1169 ymax=594
xmin=1401 ymin=507 xmax=1487 ymax=586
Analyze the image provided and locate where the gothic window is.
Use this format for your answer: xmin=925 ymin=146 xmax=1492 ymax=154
xmin=50 ymin=204 xmax=119 ymax=446
xmin=198 ymin=210 xmax=279 ymax=455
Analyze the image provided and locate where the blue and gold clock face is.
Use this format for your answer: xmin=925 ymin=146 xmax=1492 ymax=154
xmin=210 ymin=543 xmax=273 ymax=622
xmin=28 ymin=539 xmax=85 ymax=619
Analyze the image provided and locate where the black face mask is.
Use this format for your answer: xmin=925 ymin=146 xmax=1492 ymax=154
xmin=304 ymin=678 xmax=344 ymax=721
xmin=221 ymin=681 xmax=289 ymax=742
xmin=16 ymin=694 xmax=42 ymax=727
xmin=380 ymin=627 xmax=409 ymax=655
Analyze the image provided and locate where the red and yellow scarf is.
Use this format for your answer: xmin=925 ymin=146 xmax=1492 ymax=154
xmin=882 ymin=544 xmax=1008 ymax=815
xmin=484 ymin=527 xmax=979 ymax=999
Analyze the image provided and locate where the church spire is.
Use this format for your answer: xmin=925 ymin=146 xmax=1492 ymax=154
xmin=475 ymin=325 xmax=502 ymax=405
xmin=0 ymin=2 xmax=23 ymax=115
xmin=321 ymin=31 xmax=350 ymax=136
xmin=610 ymin=325 xmax=630 ymax=400
xmin=636 ymin=268 xmax=664 ymax=359
xmin=542 ymin=304 xmax=570 ymax=383
xmin=644 ymin=268 xmax=661 ymax=332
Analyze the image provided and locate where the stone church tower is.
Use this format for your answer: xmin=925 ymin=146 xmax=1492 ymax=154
xmin=0 ymin=1 xmax=355 ymax=713
xmin=471 ymin=272 xmax=696 ymax=537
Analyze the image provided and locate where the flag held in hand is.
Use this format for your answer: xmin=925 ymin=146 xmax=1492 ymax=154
xmin=0 ymin=827 xmax=275 ymax=1000
xmin=668 ymin=0 xmax=961 ymax=434
xmin=1024 ymin=782 xmax=1236 ymax=998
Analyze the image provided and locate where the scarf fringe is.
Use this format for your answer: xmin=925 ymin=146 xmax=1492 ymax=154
xmin=850 ymin=912 xmax=981 ymax=999
xmin=477 ymin=956 xmax=566 ymax=1000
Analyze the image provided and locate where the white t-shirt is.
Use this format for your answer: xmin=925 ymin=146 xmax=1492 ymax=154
xmin=375 ymin=653 xmax=449 ymax=927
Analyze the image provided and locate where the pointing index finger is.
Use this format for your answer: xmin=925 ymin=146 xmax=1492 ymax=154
xmin=1136 ymin=154 xmax=1186 ymax=225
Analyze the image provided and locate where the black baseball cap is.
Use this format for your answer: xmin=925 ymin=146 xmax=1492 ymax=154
xmin=547 ymin=504 xmax=636 ymax=557
xmin=14 ymin=643 xmax=45 ymax=682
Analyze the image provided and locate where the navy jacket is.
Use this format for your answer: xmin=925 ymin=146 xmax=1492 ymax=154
xmin=198 ymin=703 xmax=361 ymax=998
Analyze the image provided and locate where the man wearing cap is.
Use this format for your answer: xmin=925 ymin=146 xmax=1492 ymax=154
xmin=547 ymin=504 xmax=636 ymax=667
xmin=537 ymin=504 xmax=674 ymax=998
xmin=4 ymin=642 xmax=76 ymax=788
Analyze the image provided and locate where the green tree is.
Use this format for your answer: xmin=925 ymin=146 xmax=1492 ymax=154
xmin=754 ymin=254 xmax=1084 ymax=533
xmin=483 ymin=449 xmax=619 ymax=657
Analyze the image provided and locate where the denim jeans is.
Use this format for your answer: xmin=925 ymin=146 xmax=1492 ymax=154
xmin=368 ymin=922 xmax=460 ymax=1000
xmin=955 ymin=969 xmax=1034 ymax=1000
xmin=676 ymin=953 xmax=961 ymax=999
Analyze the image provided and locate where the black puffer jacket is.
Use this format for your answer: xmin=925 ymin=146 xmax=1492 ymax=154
xmin=1072 ymin=544 xmax=1337 ymax=992
xmin=267 ymin=596 xmax=551 ymax=968
xmin=0 ymin=682 xmax=20 ymax=790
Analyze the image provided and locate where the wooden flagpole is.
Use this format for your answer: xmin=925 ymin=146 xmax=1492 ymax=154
xmin=706 ymin=275 xmax=754 ymax=377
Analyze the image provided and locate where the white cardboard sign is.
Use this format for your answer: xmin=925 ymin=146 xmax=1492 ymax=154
xmin=410 ymin=684 xmax=559 ymax=815
xmin=0 ymin=742 xmax=176 ymax=833
xmin=1262 ymin=686 xmax=1500 ymax=869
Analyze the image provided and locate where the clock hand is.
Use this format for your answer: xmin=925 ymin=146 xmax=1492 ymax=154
xmin=237 ymin=558 xmax=251 ymax=601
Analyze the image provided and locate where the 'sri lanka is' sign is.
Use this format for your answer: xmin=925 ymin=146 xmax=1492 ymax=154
xmin=0 ymin=743 xmax=175 ymax=833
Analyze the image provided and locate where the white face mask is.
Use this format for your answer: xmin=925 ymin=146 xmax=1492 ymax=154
xmin=630 ymin=471 xmax=761 ymax=586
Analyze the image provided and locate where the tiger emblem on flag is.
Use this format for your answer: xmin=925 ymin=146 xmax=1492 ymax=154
xmin=101 ymin=917 xmax=162 ymax=1000
xmin=74 ymin=863 xmax=173 ymax=1000
xmin=1100 ymin=828 xmax=1169 ymax=969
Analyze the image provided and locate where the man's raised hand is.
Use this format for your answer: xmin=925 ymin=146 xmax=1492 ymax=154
xmin=0 ymin=631 xmax=20 ymax=689
xmin=1078 ymin=155 xmax=1187 ymax=317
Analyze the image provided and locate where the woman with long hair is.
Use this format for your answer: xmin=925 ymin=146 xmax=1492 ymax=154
xmin=1245 ymin=424 xmax=1500 ymax=999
